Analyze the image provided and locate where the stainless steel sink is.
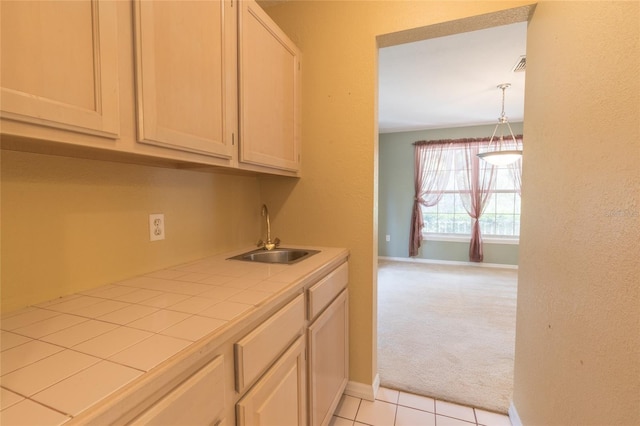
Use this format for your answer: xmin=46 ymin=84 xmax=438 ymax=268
xmin=227 ymin=248 xmax=320 ymax=265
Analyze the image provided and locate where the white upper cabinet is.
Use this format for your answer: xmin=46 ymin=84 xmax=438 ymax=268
xmin=238 ymin=0 xmax=301 ymax=174
xmin=1 ymin=0 xmax=301 ymax=176
xmin=133 ymin=0 xmax=236 ymax=160
xmin=0 ymin=0 xmax=120 ymax=138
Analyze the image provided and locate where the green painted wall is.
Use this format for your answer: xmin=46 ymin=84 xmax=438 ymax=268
xmin=378 ymin=123 xmax=523 ymax=265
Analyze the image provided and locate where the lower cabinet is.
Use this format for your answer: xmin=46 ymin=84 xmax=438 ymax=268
xmin=236 ymin=336 xmax=307 ymax=426
xmin=131 ymin=355 xmax=226 ymax=425
xmin=96 ymin=260 xmax=349 ymax=426
xmin=234 ymin=261 xmax=349 ymax=426
xmin=307 ymin=289 xmax=349 ymax=426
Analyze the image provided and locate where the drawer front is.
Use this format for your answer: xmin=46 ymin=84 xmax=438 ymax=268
xmin=307 ymin=262 xmax=348 ymax=321
xmin=133 ymin=355 xmax=225 ymax=425
xmin=235 ymin=293 xmax=305 ymax=392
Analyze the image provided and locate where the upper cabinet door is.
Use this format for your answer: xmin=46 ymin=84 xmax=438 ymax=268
xmin=133 ymin=0 xmax=236 ymax=160
xmin=239 ymin=0 xmax=301 ymax=174
xmin=0 ymin=0 xmax=119 ymax=138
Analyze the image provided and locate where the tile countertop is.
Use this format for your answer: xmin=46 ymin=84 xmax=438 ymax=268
xmin=0 ymin=246 xmax=349 ymax=425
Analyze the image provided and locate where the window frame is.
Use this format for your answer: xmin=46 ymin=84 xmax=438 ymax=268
xmin=420 ymin=146 xmax=521 ymax=243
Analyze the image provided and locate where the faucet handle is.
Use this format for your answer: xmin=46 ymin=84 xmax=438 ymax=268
xmin=273 ymin=237 xmax=281 ymax=248
xmin=256 ymin=239 xmax=264 ymax=248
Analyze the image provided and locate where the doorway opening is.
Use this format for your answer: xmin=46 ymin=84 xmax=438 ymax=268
xmin=375 ymin=5 xmax=532 ymax=413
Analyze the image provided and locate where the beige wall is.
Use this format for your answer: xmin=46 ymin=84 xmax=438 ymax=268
xmin=261 ymin=1 xmax=639 ymax=424
xmin=1 ymin=150 xmax=261 ymax=312
xmin=515 ymin=2 xmax=639 ymax=425
xmin=2 ymin=1 xmax=637 ymax=424
xmin=257 ymin=0 xmax=534 ymax=396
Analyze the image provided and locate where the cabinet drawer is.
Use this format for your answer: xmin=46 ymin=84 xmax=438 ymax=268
xmin=307 ymin=262 xmax=349 ymax=321
xmin=235 ymin=293 xmax=304 ymax=393
xmin=132 ymin=355 xmax=225 ymax=425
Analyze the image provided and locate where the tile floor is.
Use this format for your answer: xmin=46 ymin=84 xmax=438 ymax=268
xmin=331 ymin=387 xmax=512 ymax=426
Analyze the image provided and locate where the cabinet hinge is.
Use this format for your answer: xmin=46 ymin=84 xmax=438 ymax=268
xmin=230 ymin=0 xmax=233 ymax=7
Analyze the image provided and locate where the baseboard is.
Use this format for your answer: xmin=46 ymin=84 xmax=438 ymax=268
xmin=344 ymin=374 xmax=380 ymax=401
xmin=378 ymin=256 xmax=518 ymax=270
xmin=509 ymin=402 xmax=523 ymax=426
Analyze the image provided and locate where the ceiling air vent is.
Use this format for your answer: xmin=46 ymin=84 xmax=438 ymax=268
xmin=512 ymin=55 xmax=526 ymax=72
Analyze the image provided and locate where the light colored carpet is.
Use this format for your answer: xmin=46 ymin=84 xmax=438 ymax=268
xmin=377 ymin=259 xmax=517 ymax=413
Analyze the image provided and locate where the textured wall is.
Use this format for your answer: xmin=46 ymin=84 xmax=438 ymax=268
xmin=1 ymin=150 xmax=261 ymax=312
xmin=257 ymin=0 xmax=534 ymax=391
xmin=260 ymin=1 xmax=639 ymax=422
xmin=379 ymin=123 xmax=523 ymax=265
xmin=8 ymin=2 xmax=632 ymax=423
xmin=514 ymin=2 xmax=640 ymax=425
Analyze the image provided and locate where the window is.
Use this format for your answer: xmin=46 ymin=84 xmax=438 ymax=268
xmin=479 ymin=166 xmax=521 ymax=237
xmin=422 ymin=147 xmax=520 ymax=239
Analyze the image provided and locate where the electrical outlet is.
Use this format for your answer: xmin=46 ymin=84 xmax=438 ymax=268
xmin=386 ymin=235 xmax=391 ymax=242
xmin=149 ymin=214 xmax=165 ymax=241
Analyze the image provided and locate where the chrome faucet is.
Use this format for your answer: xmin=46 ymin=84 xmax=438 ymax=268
xmin=257 ymin=204 xmax=280 ymax=250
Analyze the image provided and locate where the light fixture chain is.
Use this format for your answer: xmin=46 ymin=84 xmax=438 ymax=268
xmin=498 ymin=83 xmax=510 ymax=122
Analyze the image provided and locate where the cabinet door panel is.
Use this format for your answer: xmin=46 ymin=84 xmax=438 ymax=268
xmin=236 ymin=336 xmax=306 ymax=426
xmin=0 ymin=0 xmax=119 ymax=137
xmin=239 ymin=0 xmax=300 ymax=173
xmin=134 ymin=0 xmax=235 ymax=159
xmin=132 ymin=355 xmax=225 ymax=425
xmin=308 ymin=290 xmax=349 ymax=426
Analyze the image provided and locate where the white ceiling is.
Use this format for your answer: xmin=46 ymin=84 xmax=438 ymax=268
xmin=378 ymin=22 xmax=527 ymax=133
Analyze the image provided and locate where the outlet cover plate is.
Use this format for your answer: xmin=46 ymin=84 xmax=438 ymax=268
xmin=149 ymin=214 xmax=165 ymax=241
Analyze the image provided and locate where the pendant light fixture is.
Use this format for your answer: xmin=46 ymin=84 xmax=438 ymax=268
xmin=477 ymin=83 xmax=523 ymax=166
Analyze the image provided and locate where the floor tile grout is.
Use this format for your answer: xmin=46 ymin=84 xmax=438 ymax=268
xmin=333 ymin=386 xmax=511 ymax=426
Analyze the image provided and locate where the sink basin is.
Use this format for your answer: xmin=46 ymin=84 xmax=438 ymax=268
xmin=228 ymin=248 xmax=320 ymax=265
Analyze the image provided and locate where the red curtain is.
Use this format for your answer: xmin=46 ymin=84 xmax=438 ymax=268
xmin=409 ymin=141 xmax=455 ymax=257
xmin=455 ymin=142 xmax=496 ymax=262
xmin=410 ymin=136 xmax=522 ymax=261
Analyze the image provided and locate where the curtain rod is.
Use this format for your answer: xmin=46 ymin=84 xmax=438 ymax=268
xmin=413 ymin=135 xmax=523 ymax=146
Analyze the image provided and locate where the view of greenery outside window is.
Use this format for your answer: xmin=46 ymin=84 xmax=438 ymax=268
xmin=422 ymin=151 xmax=520 ymax=238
